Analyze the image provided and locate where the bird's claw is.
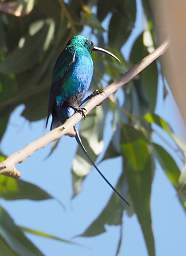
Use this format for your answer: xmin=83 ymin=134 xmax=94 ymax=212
xmin=74 ymin=107 xmax=87 ymax=119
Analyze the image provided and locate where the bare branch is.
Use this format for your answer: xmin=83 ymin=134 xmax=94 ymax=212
xmin=0 ymin=41 xmax=169 ymax=178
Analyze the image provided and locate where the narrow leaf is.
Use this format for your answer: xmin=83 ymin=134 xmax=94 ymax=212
xmin=144 ymin=113 xmax=172 ymax=135
xmin=101 ymin=128 xmax=121 ymax=162
xmin=19 ymin=226 xmax=74 ymax=244
xmin=121 ymin=125 xmax=155 ymax=256
xmin=0 ymin=207 xmax=44 ymax=256
xmin=0 ymin=238 xmax=17 ymax=256
xmin=129 ymin=33 xmax=158 ymax=113
xmin=0 ymin=176 xmax=52 ymax=201
xmin=153 ymin=143 xmax=180 ymax=188
xmin=109 ymin=0 xmax=136 ymax=49
xmin=144 ymin=113 xmax=186 ymax=157
xmin=0 ymin=23 xmax=48 ymax=74
xmin=81 ymin=174 xmax=126 ymax=237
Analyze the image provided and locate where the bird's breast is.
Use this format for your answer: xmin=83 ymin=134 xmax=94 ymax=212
xmin=57 ymin=50 xmax=94 ymax=106
xmin=71 ymin=53 xmax=93 ymax=92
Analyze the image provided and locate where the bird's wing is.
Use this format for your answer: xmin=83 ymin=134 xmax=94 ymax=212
xmin=46 ymin=48 xmax=76 ymax=127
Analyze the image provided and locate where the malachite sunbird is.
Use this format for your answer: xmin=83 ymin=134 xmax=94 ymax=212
xmin=46 ymin=35 xmax=129 ymax=206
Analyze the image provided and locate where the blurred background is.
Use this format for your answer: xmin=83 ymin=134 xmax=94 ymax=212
xmin=0 ymin=0 xmax=186 ymax=255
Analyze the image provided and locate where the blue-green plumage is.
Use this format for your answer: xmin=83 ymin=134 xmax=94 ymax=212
xmin=46 ymin=35 xmax=129 ymax=205
xmin=47 ymin=35 xmax=94 ymax=129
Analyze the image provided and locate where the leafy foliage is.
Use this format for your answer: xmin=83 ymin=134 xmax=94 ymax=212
xmin=0 ymin=207 xmax=44 ymax=256
xmin=121 ymin=125 xmax=155 ymax=256
xmin=0 ymin=0 xmax=184 ymax=255
xmin=0 ymin=175 xmax=53 ymax=201
xmin=81 ymin=173 xmax=126 ymax=237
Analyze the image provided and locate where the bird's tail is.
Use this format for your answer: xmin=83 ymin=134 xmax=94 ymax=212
xmin=74 ymin=127 xmax=129 ymax=206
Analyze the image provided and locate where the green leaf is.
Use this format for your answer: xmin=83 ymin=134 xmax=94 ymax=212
xmin=0 ymin=73 xmax=18 ymax=102
xmin=129 ymin=33 xmax=158 ymax=113
xmin=0 ymin=154 xmax=6 ymax=162
xmin=153 ymin=143 xmax=180 ymax=188
xmin=72 ymin=107 xmax=105 ymax=196
xmin=142 ymin=0 xmax=153 ymax=21
xmin=81 ymin=173 xmax=126 ymax=237
xmin=101 ymin=124 xmax=122 ymax=162
xmin=144 ymin=113 xmax=172 ymax=135
xmin=0 ymin=19 xmax=6 ymax=49
xmin=0 ymin=176 xmax=52 ymax=201
xmin=0 ymin=110 xmax=11 ymax=141
xmin=108 ymin=0 xmax=136 ymax=49
xmin=0 ymin=238 xmax=17 ymax=256
xmin=0 ymin=22 xmax=49 ymax=74
xmin=0 ymin=207 xmax=44 ymax=256
xmin=97 ymin=0 xmax=114 ymax=21
xmin=22 ymin=87 xmax=49 ymax=121
xmin=101 ymin=139 xmax=120 ymax=162
xmin=144 ymin=113 xmax=186 ymax=157
xmin=121 ymin=125 xmax=155 ymax=256
xmin=178 ymin=169 xmax=186 ymax=208
xmin=18 ymin=226 xmax=74 ymax=244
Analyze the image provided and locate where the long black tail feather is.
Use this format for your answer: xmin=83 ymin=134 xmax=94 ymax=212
xmin=74 ymin=127 xmax=129 ymax=206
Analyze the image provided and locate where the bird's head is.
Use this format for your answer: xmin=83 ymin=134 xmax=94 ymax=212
xmin=67 ymin=35 xmax=120 ymax=62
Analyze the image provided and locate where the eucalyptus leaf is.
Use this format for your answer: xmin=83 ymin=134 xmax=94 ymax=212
xmin=144 ymin=113 xmax=172 ymax=135
xmin=121 ymin=125 xmax=155 ymax=256
xmin=178 ymin=169 xmax=186 ymax=208
xmin=97 ymin=0 xmax=113 ymax=21
xmin=101 ymin=139 xmax=120 ymax=162
xmin=0 ymin=110 xmax=10 ymax=141
xmin=0 ymin=23 xmax=49 ymax=74
xmin=153 ymin=143 xmax=180 ymax=188
xmin=129 ymin=33 xmax=158 ymax=114
xmin=19 ymin=225 xmax=74 ymax=244
xmin=142 ymin=0 xmax=153 ymax=21
xmin=108 ymin=0 xmax=136 ymax=49
xmin=0 ymin=238 xmax=17 ymax=256
xmin=101 ymin=128 xmax=121 ymax=162
xmin=0 ymin=176 xmax=52 ymax=201
xmin=153 ymin=143 xmax=186 ymax=209
xmin=144 ymin=113 xmax=186 ymax=157
xmin=81 ymin=173 xmax=127 ymax=237
xmin=0 ymin=207 xmax=44 ymax=256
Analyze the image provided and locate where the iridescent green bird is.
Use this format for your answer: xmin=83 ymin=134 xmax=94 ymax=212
xmin=47 ymin=35 xmax=129 ymax=205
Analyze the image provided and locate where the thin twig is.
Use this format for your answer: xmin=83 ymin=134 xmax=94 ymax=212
xmin=0 ymin=41 xmax=169 ymax=178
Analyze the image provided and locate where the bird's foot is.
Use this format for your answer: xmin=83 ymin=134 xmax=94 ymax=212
xmin=70 ymin=106 xmax=87 ymax=119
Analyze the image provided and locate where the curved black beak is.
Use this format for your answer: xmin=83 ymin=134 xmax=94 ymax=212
xmin=93 ymin=46 xmax=120 ymax=62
